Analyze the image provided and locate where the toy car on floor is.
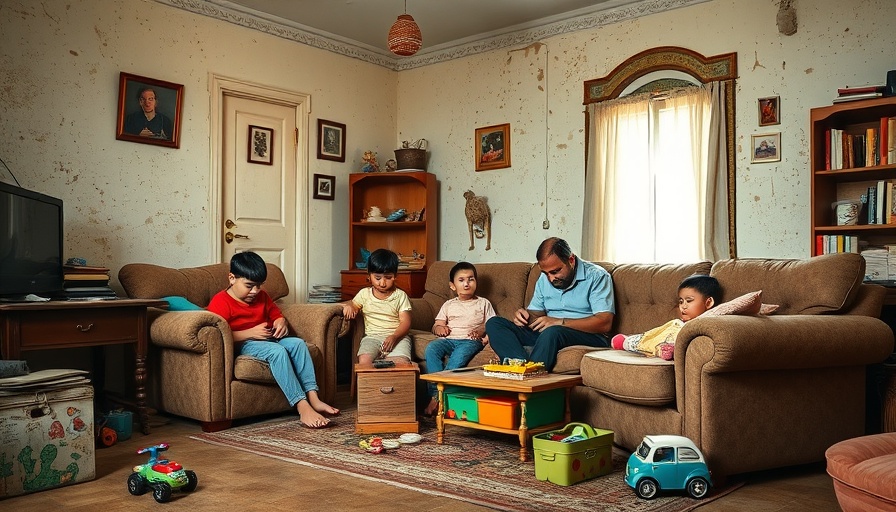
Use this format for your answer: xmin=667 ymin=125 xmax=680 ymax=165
xmin=127 ymin=443 xmax=198 ymax=503
xmin=624 ymin=435 xmax=711 ymax=500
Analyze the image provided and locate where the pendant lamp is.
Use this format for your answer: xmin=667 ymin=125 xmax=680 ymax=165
xmin=387 ymin=1 xmax=422 ymax=56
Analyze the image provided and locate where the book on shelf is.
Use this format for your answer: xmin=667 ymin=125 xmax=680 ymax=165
xmin=63 ymin=264 xmax=110 ymax=274
xmin=63 ymin=273 xmax=111 ymax=281
xmin=836 ymin=85 xmax=886 ymax=96
xmin=889 ymin=117 xmax=896 ymax=163
xmin=64 ymin=279 xmax=110 ymax=288
xmin=833 ymin=91 xmax=884 ymax=103
xmin=882 ymin=117 xmax=890 ymax=166
xmin=817 ymin=235 xmax=859 ymax=255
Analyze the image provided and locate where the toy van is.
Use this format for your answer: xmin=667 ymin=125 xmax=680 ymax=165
xmin=624 ymin=435 xmax=711 ymax=499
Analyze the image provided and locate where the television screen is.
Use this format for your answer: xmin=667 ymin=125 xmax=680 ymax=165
xmin=0 ymin=182 xmax=64 ymax=299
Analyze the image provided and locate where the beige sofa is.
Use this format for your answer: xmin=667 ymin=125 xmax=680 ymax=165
xmin=397 ymin=253 xmax=894 ymax=478
xmin=119 ymin=262 xmax=345 ymax=432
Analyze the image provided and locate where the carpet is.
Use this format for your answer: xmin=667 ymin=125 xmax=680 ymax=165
xmin=192 ymin=411 xmax=741 ymax=512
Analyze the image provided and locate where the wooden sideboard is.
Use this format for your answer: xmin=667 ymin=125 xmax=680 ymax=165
xmin=0 ymin=298 xmax=167 ymax=434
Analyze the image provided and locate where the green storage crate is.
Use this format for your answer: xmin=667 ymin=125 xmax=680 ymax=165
xmin=443 ymin=387 xmax=492 ymax=422
xmin=523 ymin=388 xmax=565 ymax=429
xmin=533 ymin=423 xmax=614 ymax=486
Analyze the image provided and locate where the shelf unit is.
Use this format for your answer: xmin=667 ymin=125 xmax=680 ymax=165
xmin=340 ymin=171 xmax=438 ymax=300
xmin=810 ymin=96 xmax=896 ymax=254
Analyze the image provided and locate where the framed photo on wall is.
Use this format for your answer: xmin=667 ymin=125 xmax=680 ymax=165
xmin=475 ymin=123 xmax=511 ymax=171
xmin=751 ymin=132 xmax=781 ymax=163
xmin=247 ymin=125 xmax=274 ymax=165
xmin=758 ymin=96 xmax=780 ymax=126
xmin=317 ymin=119 xmax=346 ymax=162
xmin=116 ymin=72 xmax=183 ymax=149
xmin=313 ymin=174 xmax=335 ymax=200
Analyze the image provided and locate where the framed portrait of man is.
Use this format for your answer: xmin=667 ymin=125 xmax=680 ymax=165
xmin=116 ymin=72 xmax=184 ymax=149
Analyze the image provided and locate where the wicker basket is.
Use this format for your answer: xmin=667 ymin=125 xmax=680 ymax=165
xmin=394 ymin=148 xmax=426 ymax=170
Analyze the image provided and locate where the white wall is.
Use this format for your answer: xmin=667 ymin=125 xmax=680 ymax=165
xmin=2 ymin=0 xmax=893 ymax=298
xmin=0 ymin=0 xmax=396 ymax=292
xmin=397 ymin=0 xmax=895 ymax=262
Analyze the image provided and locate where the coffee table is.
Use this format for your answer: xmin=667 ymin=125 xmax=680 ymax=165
xmin=420 ymin=369 xmax=582 ymax=461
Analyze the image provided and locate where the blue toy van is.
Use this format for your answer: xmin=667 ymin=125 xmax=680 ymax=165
xmin=624 ymin=435 xmax=712 ymax=499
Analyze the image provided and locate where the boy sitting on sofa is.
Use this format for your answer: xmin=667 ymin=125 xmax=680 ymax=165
xmin=423 ymin=261 xmax=496 ymax=415
xmin=612 ymin=274 xmax=721 ymax=360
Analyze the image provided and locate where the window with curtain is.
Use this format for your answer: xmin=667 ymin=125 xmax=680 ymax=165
xmin=583 ymin=81 xmax=728 ymax=263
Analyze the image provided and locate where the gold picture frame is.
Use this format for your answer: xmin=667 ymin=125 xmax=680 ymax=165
xmin=751 ymin=132 xmax=781 ymax=163
xmin=475 ymin=123 xmax=511 ymax=171
xmin=758 ymin=96 xmax=780 ymax=126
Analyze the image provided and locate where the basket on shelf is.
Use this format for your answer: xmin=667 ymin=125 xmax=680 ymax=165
xmin=394 ymin=148 xmax=426 ymax=170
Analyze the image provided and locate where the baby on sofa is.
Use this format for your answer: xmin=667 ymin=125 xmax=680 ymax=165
xmin=612 ymin=274 xmax=721 ymax=360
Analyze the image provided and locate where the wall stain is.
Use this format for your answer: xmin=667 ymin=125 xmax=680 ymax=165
xmin=556 ymin=144 xmax=567 ymax=150
xmin=805 ymin=68 xmax=814 ymax=74
xmin=69 ymin=50 xmax=79 ymax=56
xmin=752 ymin=51 xmax=765 ymax=71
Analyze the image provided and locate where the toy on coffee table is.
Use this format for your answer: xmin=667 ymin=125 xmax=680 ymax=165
xmin=127 ymin=443 xmax=198 ymax=503
xmin=482 ymin=358 xmax=547 ymax=380
xmin=624 ymin=435 xmax=711 ymax=500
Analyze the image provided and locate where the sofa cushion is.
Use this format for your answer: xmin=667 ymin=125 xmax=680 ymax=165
xmin=709 ymin=253 xmax=865 ymax=315
xmin=607 ymin=262 xmax=713 ymax=335
xmin=580 ymin=350 xmax=675 ymax=406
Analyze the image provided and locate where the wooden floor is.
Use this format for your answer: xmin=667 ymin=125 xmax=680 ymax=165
xmin=2 ymin=391 xmax=844 ymax=511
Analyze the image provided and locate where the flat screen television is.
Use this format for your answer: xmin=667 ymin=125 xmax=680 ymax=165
xmin=0 ymin=181 xmax=64 ymax=299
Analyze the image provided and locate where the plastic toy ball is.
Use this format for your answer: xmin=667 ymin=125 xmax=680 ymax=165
xmin=127 ymin=443 xmax=198 ymax=503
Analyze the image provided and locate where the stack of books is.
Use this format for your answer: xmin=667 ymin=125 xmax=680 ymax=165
xmin=825 ymin=117 xmax=895 ymax=170
xmin=833 ymin=85 xmax=886 ymax=103
xmin=308 ymin=285 xmax=341 ymax=303
xmin=63 ymin=264 xmax=117 ymax=299
xmin=861 ymin=246 xmax=896 ymax=283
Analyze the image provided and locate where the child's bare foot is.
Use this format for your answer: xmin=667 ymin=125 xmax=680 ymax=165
xmin=423 ymin=397 xmax=439 ymax=416
xmin=297 ymin=399 xmax=330 ymax=428
xmin=307 ymin=391 xmax=340 ymax=415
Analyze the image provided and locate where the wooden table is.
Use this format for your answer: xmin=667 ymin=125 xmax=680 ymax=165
xmin=420 ymin=369 xmax=582 ymax=461
xmin=0 ymin=299 xmax=166 ymax=434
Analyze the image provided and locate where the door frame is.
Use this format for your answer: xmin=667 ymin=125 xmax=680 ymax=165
xmin=209 ymin=73 xmax=310 ymax=301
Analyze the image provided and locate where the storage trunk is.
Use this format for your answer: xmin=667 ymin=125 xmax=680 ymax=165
xmin=0 ymin=384 xmax=96 ymax=498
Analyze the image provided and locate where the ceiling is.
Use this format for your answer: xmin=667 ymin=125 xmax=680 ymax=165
xmin=160 ymin=0 xmax=705 ymax=69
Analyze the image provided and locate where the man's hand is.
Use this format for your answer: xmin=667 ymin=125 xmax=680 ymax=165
xmin=528 ymin=316 xmax=563 ymax=332
xmin=139 ymin=127 xmax=155 ymax=137
xmin=512 ymin=308 xmax=530 ymax=327
xmin=270 ymin=317 xmax=288 ymax=338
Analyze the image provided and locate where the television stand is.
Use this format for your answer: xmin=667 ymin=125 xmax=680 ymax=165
xmin=0 ymin=298 xmax=167 ymax=434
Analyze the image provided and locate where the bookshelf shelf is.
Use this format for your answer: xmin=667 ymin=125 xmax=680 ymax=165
xmin=341 ymin=171 xmax=438 ymax=300
xmin=811 ymin=96 xmax=896 ymax=255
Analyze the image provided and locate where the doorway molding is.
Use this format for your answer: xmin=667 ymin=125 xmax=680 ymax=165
xmin=209 ymin=74 xmax=311 ymax=300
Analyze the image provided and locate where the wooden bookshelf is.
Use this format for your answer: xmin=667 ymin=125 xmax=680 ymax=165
xmin=810 ymin=97 xmax=896 ymax=254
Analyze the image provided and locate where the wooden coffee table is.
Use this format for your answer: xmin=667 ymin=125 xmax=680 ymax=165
xmin=420 ymin=369 xmax=582 ymax=461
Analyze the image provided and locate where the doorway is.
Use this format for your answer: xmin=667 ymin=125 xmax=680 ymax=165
xmin=210 ymin=75 xmax=310 ymax=302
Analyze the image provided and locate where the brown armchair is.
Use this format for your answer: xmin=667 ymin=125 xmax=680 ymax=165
xmin=118 ymin=262 xmax=344 ymax=432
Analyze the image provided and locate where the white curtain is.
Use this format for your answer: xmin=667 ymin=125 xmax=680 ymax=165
xmin=582 ymin=81 xmax=728 ymax=262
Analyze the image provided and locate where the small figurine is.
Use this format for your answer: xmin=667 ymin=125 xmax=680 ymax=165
xmin=366 ymin=206 xmax=386 ymax=222
xmin=624 ymin=435 xmax=711 ymax=500
xmin=386 ymin=208 xmax=407 ymax=222
xmin=384 ymin=159 xmax=397 ymax=172
xmin=127 ymin=443 xmax=198 ymax=503
xmin=361 ymin=150 xmax=380 ymax=173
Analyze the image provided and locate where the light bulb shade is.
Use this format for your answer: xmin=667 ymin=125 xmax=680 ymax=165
xmin=388 ymin=14 xmax=422 ymax=56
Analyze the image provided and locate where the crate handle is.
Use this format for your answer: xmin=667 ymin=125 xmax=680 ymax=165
xmin=561 ymin=422 xmax=597 ymax=439
xmin=539 ymin=453 xmax=556 ymax=462
xmin=584 ymin=449 xmax=599 ymax=459
xmin=380 ymin=387 xmax=394 ymax=394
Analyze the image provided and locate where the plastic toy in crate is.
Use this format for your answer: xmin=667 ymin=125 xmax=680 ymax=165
xmin=532 ymin=422 xmax=614 ymax=486
xmin=482 ymin=358 xmax=546 ymax=380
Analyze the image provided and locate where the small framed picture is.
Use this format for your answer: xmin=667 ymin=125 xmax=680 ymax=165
xmin=313 ymin=173 xmax=335 ymax=200
xmin=758 ymin=96 xmax=780 ymax=126
xmin=247 ymin=125 xmax=274 ymax=165
xmin=317 ymin=119 xmax=346 ymax=162
xmin=475 ymin=123 xmax=511 ymax=171
xmin=751 ymin=132 xmax=781 ymax=163
xmin=116 ymin=72 xmax=184 ymax=149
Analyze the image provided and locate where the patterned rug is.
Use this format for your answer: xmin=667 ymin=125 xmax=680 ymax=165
xmin=192 ymin=411 xmax=741 ymax=512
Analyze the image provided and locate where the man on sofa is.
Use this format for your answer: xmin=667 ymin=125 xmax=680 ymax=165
xmin=485 ymin=237 xmax=615 ymax=370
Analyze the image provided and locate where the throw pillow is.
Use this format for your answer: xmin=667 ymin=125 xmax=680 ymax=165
xmin=759 ymin=303 xmax=780 ymax=315
xmin=702 ymin=290 xmax=763 ymax=316
xmin=161 ymin=295 xmax=204 ymax=311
